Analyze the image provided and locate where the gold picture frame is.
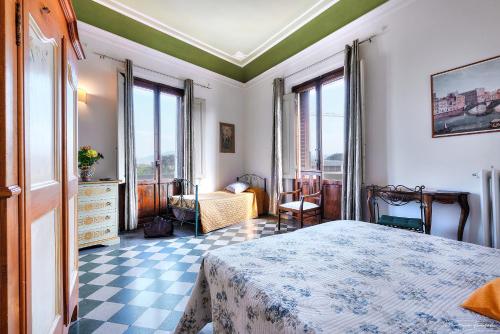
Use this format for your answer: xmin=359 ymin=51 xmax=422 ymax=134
xmin=431 ymin=54 xmax=500 ymax=137
xmin=219 ymin=122 xmax=235 ymax=153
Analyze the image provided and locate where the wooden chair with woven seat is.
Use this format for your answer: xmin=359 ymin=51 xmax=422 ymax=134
xmin=277 ymin=187 xmax=322 ymax=230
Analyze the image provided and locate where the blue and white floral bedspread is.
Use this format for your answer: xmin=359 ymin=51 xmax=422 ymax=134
xmin=175 ymin=220 xmax=500 ymax=334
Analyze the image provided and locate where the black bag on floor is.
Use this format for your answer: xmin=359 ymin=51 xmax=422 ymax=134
xmin=144 ymin=216 xmax=174 ymax=238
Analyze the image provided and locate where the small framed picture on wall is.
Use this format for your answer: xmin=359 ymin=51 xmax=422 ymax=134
xmin=219 ymin=122 xmax=235 ymax=153
xmin=431 ymin=54 xmax=500 ymax=137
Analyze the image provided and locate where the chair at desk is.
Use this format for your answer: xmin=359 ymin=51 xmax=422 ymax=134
xmin=278 ymin=173 xmax=322 ymax=231
xmin=367 ymin=185 xmax=427 ymax=233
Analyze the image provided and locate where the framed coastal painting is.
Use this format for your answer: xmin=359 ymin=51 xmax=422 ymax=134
xmin=431 ymin=54 xmax=500 ymax=137
xmin=219 ymin=122 xmax=235 ymax=153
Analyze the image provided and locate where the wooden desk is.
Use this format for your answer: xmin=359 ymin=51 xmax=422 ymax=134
xmin=367 ymin=188 xmax=469 ymax=241
xmin=424 ymin=191 xmax=470 ymax=241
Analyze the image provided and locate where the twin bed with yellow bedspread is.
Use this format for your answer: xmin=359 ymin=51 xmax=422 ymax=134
xmin=167 ymin=174 xmax=268 ymax=234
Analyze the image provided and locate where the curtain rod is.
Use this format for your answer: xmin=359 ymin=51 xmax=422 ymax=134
xmin=93 ymin=52 xmax=212 ymax=90
xmin=94 ymin=33 xmax=377 ymax=88
xmin=283 ymin=34 xmax=377 ymax=80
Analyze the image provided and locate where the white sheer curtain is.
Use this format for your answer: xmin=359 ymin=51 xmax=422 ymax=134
xmin=124 ymin=59 xmax=138 ymax=230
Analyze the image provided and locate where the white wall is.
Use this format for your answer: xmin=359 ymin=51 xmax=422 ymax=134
xmin=78 ymin=52 xmax=118 ymax=181
xmin=77 ymin=22 xmax=246 ymax=192
xmin=243 ymin=0 xmax=500 ymax=244
xmin=78 ymin=0 xmax=500 ymax=244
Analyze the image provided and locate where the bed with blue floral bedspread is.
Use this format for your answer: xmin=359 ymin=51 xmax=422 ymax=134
xmin=175 ymin=220 xmax=500 ymax=334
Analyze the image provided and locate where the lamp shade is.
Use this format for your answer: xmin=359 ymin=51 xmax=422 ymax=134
xmin=78 ymin=88 xmax=87 ymax=103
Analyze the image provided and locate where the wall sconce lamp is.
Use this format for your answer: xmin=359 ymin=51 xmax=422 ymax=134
xmin=78 ymin=88 xmax=87 ymax=104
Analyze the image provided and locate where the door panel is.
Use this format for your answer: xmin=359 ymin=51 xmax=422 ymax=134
xmin=299 ymin=89 xmax=319 ymax=171
xmin=321 ymin=79 xmax=345 ymax=181
xmin=66 ymin=65 xmax=77 ymax=175
xmin=137 ymin=183 xmax=157 ymax=219
xmin=0 ymin=0 xmax=21 ymax=331
xmin=158 ymin=92 xmax=180 ymax=214
xmin=31 ymin=210 xmax=60 ymax=334
xmin=134 ymin=85 xmax=156 ymax=181
xmin=159 ymin=183 xmax=168 ymax=215
xmin=296 ymin=71 xmax=345 ymax=221
xmin=64 ymin=56 xmax=79 ymax=324
xmin=134 ymin=84 xmax=158 ymax=221
xmin=159 ymin=92 xmax=178 ymax=180
xmin=323 ymin=180 xmax=342 ymax=220
xmin=28 ymin=21 xmax=57 ymax=188
xmin=67 ymin=196 xmax=77 ymax=286
xmin=24 ymin=9 xmax=63 ymax=334
xmin=9 ymin=0 xmax=83 ymax=332
xmin=134 ymin=80 xmax=183 ymax=222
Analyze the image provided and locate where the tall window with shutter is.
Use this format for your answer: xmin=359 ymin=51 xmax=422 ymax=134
xmin=132 ymin=78 xmax=183 ymax=220
xmin=292 ymin=68 xmax=345 ymax=219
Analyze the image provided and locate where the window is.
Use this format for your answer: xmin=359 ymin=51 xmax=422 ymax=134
xmin=133 ymin=78 xmax=183 ymax=181
xmin=159 ymin=92 xmax=179 ymax=179
xmin=293 ymin=68 xmax=345 ymax=181
xmin=133 ymin=85 xmax=156 ymax=180
xmin=321 ymin=79 xmax=345 ymax=180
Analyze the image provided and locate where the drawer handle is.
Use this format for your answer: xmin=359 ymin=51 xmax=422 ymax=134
xmin=105 ymin=215 xmax=111 ymax=220
xmin=105 ymin=228 xmax=111 ymax=233
xmin=106 ymin=188 xmax=111 ymax=192
xmin=41 ymin=6 xmax=51 ymax=14
xmin=106 ymin=201 xmax=111 ymax=206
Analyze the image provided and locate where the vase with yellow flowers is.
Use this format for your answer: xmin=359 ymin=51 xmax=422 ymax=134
xmin=78 ymin=146 xmax=104 ymax=182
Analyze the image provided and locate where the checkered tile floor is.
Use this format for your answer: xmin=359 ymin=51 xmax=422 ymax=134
xmin=70 ymin=218 xmax=296 ymax=334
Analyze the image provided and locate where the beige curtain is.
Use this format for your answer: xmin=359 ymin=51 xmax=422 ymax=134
xmin=270 ymin=78 xmax=284 ymax=214
xmin=342 ymin=40 xmax=364 ymax=221
xmin=124 ymin=59 xmax=138 ymax=230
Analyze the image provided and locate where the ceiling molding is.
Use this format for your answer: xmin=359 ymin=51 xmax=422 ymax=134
xmin=91 ymin=0 xmax=340 ymax=67
xmin=243 ymin=0 xmax=413 ymax=89
xmin=91 ymin=0 xmax=239 ymax=65
xmin=73 ymin=0 xmax=245 ymax=81
xmin=73 ymin=0 xmax=388 ymax=83
xmin=78 ymin=21 xmax=246 ymax=89
xmin=240 ymin=0 xmax=340 ymax=66
xmin=241 ymin=0 xmax=388 ymax=81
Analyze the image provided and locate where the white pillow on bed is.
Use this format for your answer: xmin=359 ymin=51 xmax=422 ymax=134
xmin=225 ymin=182 xmax=250 ymax=194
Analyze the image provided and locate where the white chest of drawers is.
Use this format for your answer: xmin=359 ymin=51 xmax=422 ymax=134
xmin=78 ymin=181 xmax=120 ymax=248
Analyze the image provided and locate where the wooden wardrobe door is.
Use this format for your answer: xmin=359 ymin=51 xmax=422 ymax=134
xmin=0 ymin=0 xmax=22 ymax=332
xmin=62 ymin=45 xmax=79 ymax=325
xmin=22 ymin=3 xmax=64 ymax=333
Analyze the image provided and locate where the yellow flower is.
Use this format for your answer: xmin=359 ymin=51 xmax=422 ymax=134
xmin=85 ymin=150 xmax=97 ymax=158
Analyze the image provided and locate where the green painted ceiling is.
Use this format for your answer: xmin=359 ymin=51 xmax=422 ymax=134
xmin=73 ymin=0 xmax=387 ymax=83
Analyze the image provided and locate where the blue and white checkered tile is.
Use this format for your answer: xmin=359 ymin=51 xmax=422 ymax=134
xmin=70 ymin=219 xmax=295 ymax=334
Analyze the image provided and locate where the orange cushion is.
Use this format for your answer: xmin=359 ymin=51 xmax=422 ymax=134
xmin=461 ymin=278 xmax=500 ymax=321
